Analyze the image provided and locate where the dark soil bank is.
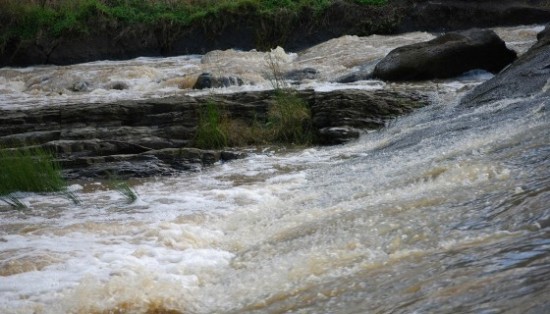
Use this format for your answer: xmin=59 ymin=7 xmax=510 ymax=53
xmin=1 ymin=0 xmax=549 ymax=67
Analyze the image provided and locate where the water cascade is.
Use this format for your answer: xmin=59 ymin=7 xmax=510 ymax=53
xmin=0 ymin=25 xmax=548 ymax=313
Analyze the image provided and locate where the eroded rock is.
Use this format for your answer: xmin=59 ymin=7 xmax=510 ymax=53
xmin=193 ymin=73 xmax=244 ymax=89
xmin=0 ymin=89 xmax=428 ymax=178
xmin=373 ymin=29 xmax=517 ymax=81
xmin=461 ymin=24 xmax=550 ymax=106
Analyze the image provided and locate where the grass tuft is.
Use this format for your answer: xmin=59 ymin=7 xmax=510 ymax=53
xmin=267 ymin=90 xmax=313 ymax=145
xmin=107 ymin=174 xmax=138 ymax=204
xmin=0 ymin=146 xmax=68 ymax=208
xmin=193 ymin=100 xmax=228 ymax=149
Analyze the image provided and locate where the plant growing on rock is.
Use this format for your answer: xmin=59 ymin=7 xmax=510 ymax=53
xmin=194 ymin=100 xmax=229 ymax=149
xmin=264 ymin=47 xmax=314 ymax=145
xmin=0 ymin=146 xmax=71 ymax=208
xmin=268 ymin=91 xmax=313 ymax=145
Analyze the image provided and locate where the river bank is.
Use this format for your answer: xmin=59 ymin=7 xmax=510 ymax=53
xmin=1 ymin=0 xmax=549 ymax=67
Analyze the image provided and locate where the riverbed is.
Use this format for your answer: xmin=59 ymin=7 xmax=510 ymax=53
xmin=1 ymin=25 xmax=549 ymax=313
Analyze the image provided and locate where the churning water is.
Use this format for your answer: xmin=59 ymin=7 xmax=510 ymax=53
xmin=0 ymin=25 xmax=549 ymax=313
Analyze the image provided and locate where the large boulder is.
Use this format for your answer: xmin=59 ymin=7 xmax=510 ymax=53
xmin=461 ymin=24 xmax=550 ymax=106
xmin=373 ymin=29 xmax=517 ymax=81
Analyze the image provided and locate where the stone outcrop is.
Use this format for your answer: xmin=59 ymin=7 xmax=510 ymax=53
xmin=309 ymin=90 xmax=426 ymax=144
xmin=461 ymin=24 xmax=550 ymax=106
xmin=0 ymin=89 xmax=427 ymax=178
xmin=372 ymin=29 xmax=517 ymax=81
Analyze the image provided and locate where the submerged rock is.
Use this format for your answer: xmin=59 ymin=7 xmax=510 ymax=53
xmin=310 ymin=89 xmax=427 ymax=144
xmin=193 ymin=73 xmax=244 ymax=89
xmin=373 ymin=29 xmax=517 ymax=81
xmin=335 ymin=61 xmax=378 ymax=83
xmin=69 ymin=81 xmax=91 ymax=92
xmin=61 ymin=147 xmax=245 ymax=179
xmin=284 ymin=68 xmax=319 ymax=82
xmin=317 ymin=127 xmax=361 ymax=145
xmin=107 ymin=81 xmax=129 ymax=90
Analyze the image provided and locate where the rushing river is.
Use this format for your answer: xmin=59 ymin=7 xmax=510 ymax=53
xmin=1 ymin=25 xmax=549 ymax=313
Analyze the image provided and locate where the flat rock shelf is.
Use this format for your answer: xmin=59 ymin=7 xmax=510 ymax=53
xmin=0 ymin=89 xmax=428 ymax=178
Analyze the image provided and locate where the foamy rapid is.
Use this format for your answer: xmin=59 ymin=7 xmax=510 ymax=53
xmin=1 ymin=25 xmax=548 ymax=314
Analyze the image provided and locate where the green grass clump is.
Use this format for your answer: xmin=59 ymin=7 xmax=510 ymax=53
xmin=0 ymin=146 xmax=67 ymax=207
xmin=194 ymin=101 xmax=228 ymax=149
xmin=267 ymin=90 xmax=313 ymax=145
xmin=193 ymin=91 xmax=313 ymax=149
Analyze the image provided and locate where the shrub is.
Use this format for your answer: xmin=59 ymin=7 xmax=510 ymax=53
xmin=263 ymin=47 xmax=314 ymax=145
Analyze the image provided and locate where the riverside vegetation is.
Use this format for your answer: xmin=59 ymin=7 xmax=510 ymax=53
xmin=194 ymin=91 xmax=313 ymax=149
xmin=0 ymin=147 xmax=67 ymax=208
xmin=0 ymin=146 xmax=139 ymax=208
xmin=194 ymin=51 xmax=313 ymax=149
xmin=0 ymin=0 xmax=387 ymax=54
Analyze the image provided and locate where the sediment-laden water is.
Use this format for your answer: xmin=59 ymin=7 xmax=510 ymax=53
xmin=1 ymin=25 xmax=549 ymax=313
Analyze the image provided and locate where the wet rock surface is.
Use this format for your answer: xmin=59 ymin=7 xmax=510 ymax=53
xmin=461 ymin=24 xmax=550 ymax=106
xmin=373 ymin=29 xmax=517 ymax=81
xmin=0 ymin=89 xmax=427 ymax=178
xmin=192 ymin=73 xmax=244 ymax=90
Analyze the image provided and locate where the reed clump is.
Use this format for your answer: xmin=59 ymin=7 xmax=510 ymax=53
xmin=267 ymin=90 xmax=313 ymax=145
xmin=0 ymin=146 xmax=67 ymax=207
xmin=107 ymin=174 xmax=138 ymax=204
xmin=194 ymin=100 xmax=229 ymax=149
xmin=193 ymin=92 xmax=313 ymax=149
